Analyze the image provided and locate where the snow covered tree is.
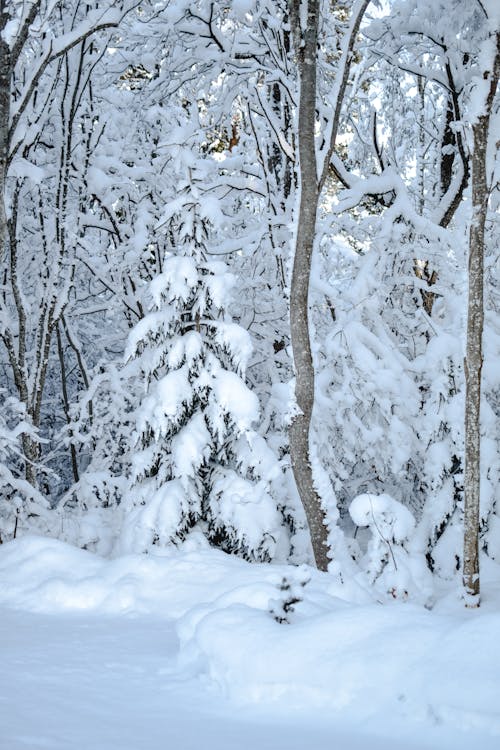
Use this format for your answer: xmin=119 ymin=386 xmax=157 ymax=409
xmin=119 ymin=150 xmax=287 ymax=561
xmin=0 ymin=391 xmax=49 ymax=542
xmin=463 ymin=26 xmax=499 ymax=606
xmin=309 ymin=0 xmax=500 ymax=596
xmin=0 ymin=1 xmax=130 ymax=495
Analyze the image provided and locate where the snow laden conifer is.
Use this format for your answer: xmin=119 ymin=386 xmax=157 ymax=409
xmin=119 ymin=153 xmax=286 ymax=561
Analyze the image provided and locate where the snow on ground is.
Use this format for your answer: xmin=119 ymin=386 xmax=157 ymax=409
xmin=1 ymin=535 xmax=500 ymax=749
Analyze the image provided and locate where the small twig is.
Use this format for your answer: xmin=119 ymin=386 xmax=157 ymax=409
xmin=369 ymin=496 xmax=398 ymax=571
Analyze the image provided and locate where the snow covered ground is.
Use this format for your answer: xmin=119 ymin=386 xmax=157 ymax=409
xmin=1 ymin=536 xmax=500 ymax=750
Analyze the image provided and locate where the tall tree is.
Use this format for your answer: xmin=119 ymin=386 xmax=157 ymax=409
xmin=287 ymin=0 xmax=369 ymax=570
xmin=463 ymin=30 xmax=499 ymax=607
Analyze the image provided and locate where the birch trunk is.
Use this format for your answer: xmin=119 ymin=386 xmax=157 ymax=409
xmin=463 ymin=34 xmax=499 ymax=607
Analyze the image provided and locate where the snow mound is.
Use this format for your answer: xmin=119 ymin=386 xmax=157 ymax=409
xmin=0 ymin=535 xmax=345 ymax=618
xmin=179 ymin=600 xmax=500 ymax=732
xmin=1 ymin=536 xmax=500 ymax=740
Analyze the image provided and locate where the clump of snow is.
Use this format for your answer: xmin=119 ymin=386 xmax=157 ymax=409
xmin=1 ymin=18 xmax=19 ymax=47
xmin=349 ymin=493 xmax=434 ymax=603
xmin=208 ymin=368 xmax=260 ymax=435
xmin=232 ymin=0 xmax=255 ymax=23
xmin=214 ymin=322 xmax=253 ymax=374
xmin=171 ymin=413 xmax=211 ymax=479
xmin=350 ymin=493 xmax=416 ymax=542
xmin=120 ymin=479 xmax=194 ymax=553
xmin=208 ymin=470 xmax=284 ymax=561
xmin=149 ymin=256 xmax=198 ymax=307
xmin=136 ymin=368 xmax=191 ymax=431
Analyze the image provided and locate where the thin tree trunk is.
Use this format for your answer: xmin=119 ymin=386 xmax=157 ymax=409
xmin=288 ymin=0 xmax=329 ymax=571
xmin=287 ymin=0 xmax=369 ymax=570
xmin=56 ymin=323 xmax=80 ymax=483
xmin=0 ymin=1 xmax=11 ymax=262
xmin=463 ymin=34 xmax=499 ymax=607
xmin=21 ymin=433 xmax=40 ymax=488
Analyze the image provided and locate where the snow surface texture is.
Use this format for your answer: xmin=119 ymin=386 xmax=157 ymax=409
xmin=1 ymin=536 xmax=500 ymax=749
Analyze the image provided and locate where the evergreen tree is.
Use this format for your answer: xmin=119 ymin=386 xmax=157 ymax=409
xmin=120 ymin=151 xmax=287 ymax=561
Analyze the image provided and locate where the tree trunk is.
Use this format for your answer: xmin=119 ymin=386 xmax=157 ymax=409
xmin=463 ymin=34 xmax=499 ymax=607
xmin=0 ymin=1 xmax=11 ymax=261
xmin=288 ymin=0 xmax=329 ymax=571
xmin=22 ymin=433 xmax=40 ymax=488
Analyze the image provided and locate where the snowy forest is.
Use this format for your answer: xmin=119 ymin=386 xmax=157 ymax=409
xmin=0 ymin=1 xmax=499 ymax=747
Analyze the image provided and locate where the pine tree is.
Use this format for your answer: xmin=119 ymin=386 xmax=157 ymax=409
xmin=120 ymin=151 xmax=286 ymax=561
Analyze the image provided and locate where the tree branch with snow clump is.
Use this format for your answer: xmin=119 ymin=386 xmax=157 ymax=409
xmin=349 ymin=493 xmax=433 ymax=603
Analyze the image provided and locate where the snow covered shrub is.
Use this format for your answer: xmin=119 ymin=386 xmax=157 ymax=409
xmin=269 ymin=569 xmax=311 ymax=624
xmin=312 ymin=207 xmax=467 ymax=579
xmin=59 ymin=363 xmax=137 ymax=554
xmin=0 ymin=394 xmax=50 ymax=542
xmin=119 ymin=156 xmax=287 ymax=561
xmin=349 ymin=493 xmax=433 ymax=602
